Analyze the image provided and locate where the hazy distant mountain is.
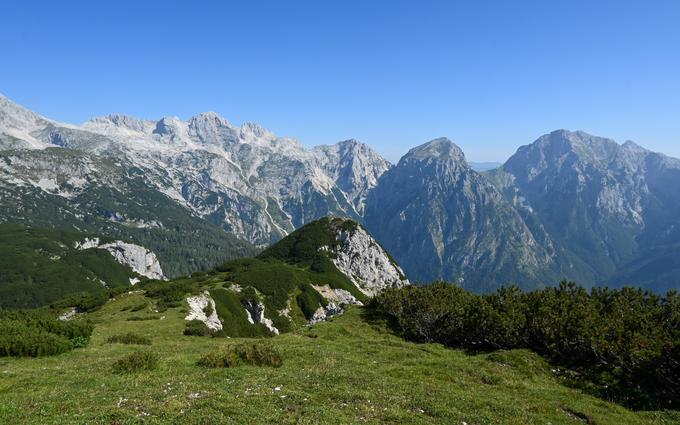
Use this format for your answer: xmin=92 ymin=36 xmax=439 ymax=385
xmin=487 ymin=129 xmax=680 ymax=292
xmin=364 ymin=138 xmax=558 ymax=291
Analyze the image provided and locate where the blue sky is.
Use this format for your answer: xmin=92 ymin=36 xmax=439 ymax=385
xmin=2 ymin=1 xmax=679 ymax=162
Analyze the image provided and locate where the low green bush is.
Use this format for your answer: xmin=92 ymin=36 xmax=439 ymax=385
xmin=128 ymin=302 xmax=147 ymax=312
xmin=111 ymin=350 xmax=158 ymax=374
xmin=373 ymin=282 xmax=680 ymax=409
xmin=106 ymin=333 xmax=151 ymax=345
xmin=51 ymin=292 xmax=110 ymax=313
xmin=296 ymin=284 xmax=326 ymax=319
xmin=0 ymin=309 xmax=93 ymax=357
xmin=70 ymin=336 xmax=90 ymax=349
xmin=197 ymin=342 xmax=283 ymax=368
xmin=183 ymin=320 xmax=211 ymax=336
xmin=141 ymin=279 xmax=198 ymax=305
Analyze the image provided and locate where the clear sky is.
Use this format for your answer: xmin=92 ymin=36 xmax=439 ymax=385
xmin=1 ymin=0 xmax=679 ymax=163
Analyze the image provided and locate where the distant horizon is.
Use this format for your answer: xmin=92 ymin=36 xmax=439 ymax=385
xmin=2 ymin=0 xmax=679 ymax=162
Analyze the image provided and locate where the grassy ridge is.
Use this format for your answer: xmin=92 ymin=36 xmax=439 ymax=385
xmin=0 ymin=293 xmax=676 ymax=424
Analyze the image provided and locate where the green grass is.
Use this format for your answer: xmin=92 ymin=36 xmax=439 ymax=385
xmin=106 ymin=333 xmax=152 ymax=346
xmin=0 ymin=292 xmax=677 ymax=424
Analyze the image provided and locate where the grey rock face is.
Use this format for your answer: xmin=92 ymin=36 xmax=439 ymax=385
xmin=487 ymin=129 xmax=680 ymax=291
xmin=326 ymin=225 xmax=409 ymax=296
xmin=365 ymin=138 xmax=557 ymax=291
xmin=242 ymin=299 xmax=279 ymax=335
xmin=185 ymin=291 xmax=222 ymax=331
xmin=74 ymin=237 xmax=165 ymax=280
xmin=98 ymin=241 xmax=165 ymax=280
xmin=311 ymin=139 xmax=392 ymax=215
xmin=311 ymin=285 xmax=364 ymax=306
xmin=308 ymin=302 xmax=345 ymax=325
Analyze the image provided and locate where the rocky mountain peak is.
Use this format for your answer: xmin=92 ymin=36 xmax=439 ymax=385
xmin=0 ymin=94 xmax=49 ymax=127
xmin=189 ymin=111 xmax=232 ymax=129
xmin=258 ymin=217 xmax=409 ymax=296
xmin=153 ymin=116 xmax=185 ymax=137
xmin=537 ymin=130 xmax=621 ymax=163
xmin=187 ymin=112 xmax=234 ymax=144
xmin=87 ymin=114 xmax=151 ymax=133
xmin=403 ymin=137 xmax=467 ymax=164
xmin=240 ymin=122 xmax=272 ymax=140
xmin=622 ymin=140 xmax=649 ymax=154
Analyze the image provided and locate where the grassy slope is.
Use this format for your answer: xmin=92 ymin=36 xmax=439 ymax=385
xmin=0 ymin=223 xmax=135 ymax=308
xmin=0 ymin=293 xmax=677 ymax=424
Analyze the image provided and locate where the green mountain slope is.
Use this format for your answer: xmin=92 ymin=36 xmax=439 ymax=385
xmin=0 ymin=223 xmax=136 ymax=308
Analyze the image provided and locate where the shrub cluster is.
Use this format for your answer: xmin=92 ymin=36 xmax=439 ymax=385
xmin=106 ymin=333 xmax=151 ymax=345
xmin=140 ymin=279 xmax=198 ymax=312
xmin=197 ymin=342 xmax=283 ymax=368
xmin=296 ymin=284 xmax=327 ymax=319
xmin=183 ymin=320 xmax=211 ymax=336
xmin=0 ymin=309 xmax=93 ymax=357
xmin=373 ymin=281 xmax=680 ymax=409
xmin=50 ymin=290 xmax=116 ymax=313
xmin=111 ymin=350 xmax=159 ymax=374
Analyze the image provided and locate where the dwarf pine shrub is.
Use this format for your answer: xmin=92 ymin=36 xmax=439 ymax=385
xmin=372 ymin=282 xmax=680 ymax=409
xmin=106 ymin=333 xmax=151 ymax=345
xmin=183 ymin=320 xmax=211 ymax=336
xmin=0 ymin=309 xmax=93 ymax=357
xmin=112 ymin=350 xmax=158 ymax=374
xmin=197 ymin=343 xmax=283 ymax=368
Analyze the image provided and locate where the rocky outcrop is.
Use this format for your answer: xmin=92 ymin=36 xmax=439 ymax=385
xmin=308 ymin=302 xmax=345 ymax=325
xmin=185 ymin=291 xmax=222 ymax=331
xmin=58 ymin=308 xmax=78 ymax=321
xmin=99 ymin=241 xmax=165 ymax=280
xmin=325 ymin=225 xmax=409 ymax=296
xmin=242 ymin=299 xmax=279 ymax=335
xmin=308 ymin=285 xmax=364 ymax=326
xmin=75 ymin=238 xmax=165 ymax=280
xmin=75 ymin=237 xmax=100 ymax=250
xmin=311 ymin=284 xmax=364 ymax=306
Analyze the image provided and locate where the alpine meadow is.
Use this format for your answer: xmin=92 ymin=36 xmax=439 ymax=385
xmin=2 ymin=1 xmax=680 ymax=424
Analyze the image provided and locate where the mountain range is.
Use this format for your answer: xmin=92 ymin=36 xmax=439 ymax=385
xmin=1 ymin=94 xmax=679 ymax=292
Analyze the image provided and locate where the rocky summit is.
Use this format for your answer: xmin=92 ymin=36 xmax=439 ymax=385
xmin=364 ymin=137 xmax=556 ymax=290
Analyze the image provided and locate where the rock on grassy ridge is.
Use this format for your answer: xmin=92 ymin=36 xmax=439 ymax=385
xmin=328 ymin=224 xmax=408 ymax=296
xmin=259 ymin=217 xmax=409 ymax=296
xmin=76 ymin=237 xmax=165 ymax=280
xmin=185 ymin=291 xmax=222 ymax=332
xmin=173 ymin=217 xmax=408 ymax=336
xmin=0 ymin=223 xmax=142 ymax=309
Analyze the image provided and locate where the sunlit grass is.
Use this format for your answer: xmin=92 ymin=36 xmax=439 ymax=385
xmin=0 ymin=292 xmax=677 ymax=424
